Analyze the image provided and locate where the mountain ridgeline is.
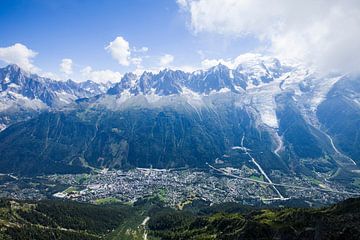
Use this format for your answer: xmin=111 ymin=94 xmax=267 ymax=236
xmin=0 ymin=55 xmax=359 ymax=176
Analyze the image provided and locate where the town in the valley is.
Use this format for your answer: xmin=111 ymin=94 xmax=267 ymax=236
xmin=1 ymin=164 xmax=358 ymax=208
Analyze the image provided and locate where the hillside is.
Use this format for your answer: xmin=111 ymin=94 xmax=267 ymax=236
xmin=0 ymin=197 xmax=359 ymax=240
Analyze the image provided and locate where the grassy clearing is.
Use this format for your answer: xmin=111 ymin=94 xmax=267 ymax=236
xmin=63 ymin=186 xmax=78 ymax=194
xmin=94 ymin=197 xmax=121 ymax=205
xmin=250 ymin=174 xmax=264 ymax=181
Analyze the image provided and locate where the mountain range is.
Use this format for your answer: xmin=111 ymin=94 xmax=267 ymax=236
xmin=0 ymin=64 xmax=108 ymax=130
xmin=0 ymin=54 xmax=359 ymax=180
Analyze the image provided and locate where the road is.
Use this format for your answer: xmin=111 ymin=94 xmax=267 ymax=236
xmin=240 ymin=135 xmax=285 ymax=199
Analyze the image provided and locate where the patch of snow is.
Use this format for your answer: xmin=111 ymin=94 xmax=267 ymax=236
xmin=0 ymin=123 xmax=6 ymax=132
xmin=7 ymin=83 xmax=19 ymax=89
xmin=244 ymin=79 xmax=282 ymax=128
xmin=6 ymin=92 xmax=47 ymax=110
xmin=260 ymin=111 xmax=278 ymax=128
xmin=309 ymin=76 xmax=342 ymax=110
xmin=55 ymin=91 xmax=78 ymax=105
xmin=145 ymin=92 xmax=162 ymax=104
xmin=218 ymin=87 xmax=231 ymax=93
xmin=116 ymin=89 xmax=132 ymax=104
xmin=229 ymin=69 xmax=234 ymax=79
xmin=181 ymin=87 xmax=204 ymax=108
xmin=3 ymin=75 xmax=10 ymax=84
xmin=207 ymin=87 xmax=231 ymax=95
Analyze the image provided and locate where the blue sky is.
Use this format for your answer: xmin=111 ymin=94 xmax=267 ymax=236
xmin=0 ymin=0 xmax=359 ymax=82
xmin=0 ymin=0 xmax=258 ymax=82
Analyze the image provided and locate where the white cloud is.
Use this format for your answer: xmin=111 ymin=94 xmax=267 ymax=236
xmin=40 ymin=71 xmax=61 ymax=80
xmin=133 ymin=66 xmax=159 ymax=76
xmin=131 ymin=57 xmax=142 ymax=66
xmin=201 ymin=58 xmax=229 ymax=69
xmin=105 ymin=36 xmax=148 ymax=68
xmin=105 ymin=36 xmax=131 ymax=66
xmin=159 ymin=54 xmax=174 ymax=67
xmin=201 ymin=53 xmax=278 ymax=71
xmin=140 ymin=47 xmax=149 ymax=52
xmin=133 ymin=46 xmax=149 ymax=53
xmin=177 ymin=0 xmax=189 ymax=9
xmin=173 ymin=65 xmax=198 ymax=73
xmin=81 ymin=66 xmax=122 ymax=83
xmin=179 ymin=0 xmax=360 ymax=73
xmin=60 ymin=58 xmax=73 ymax=75
xmin=0 ymin=43 xmax=39 ymax=72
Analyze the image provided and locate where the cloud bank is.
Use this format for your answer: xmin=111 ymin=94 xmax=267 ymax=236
xmin=105 ymin=36 xmax=131 ymax=66
xmin=0 ymin=43 xmax=39 ymax=72
xmin=81 ymin=66 xmax=122 ymax=83
xmin=159 ymin=54 xmax=174 ymax=67
xmin=178 ymin=0 xmax=360 ymax=73
xmin=60 ymin=58 xmax=73 ymax=75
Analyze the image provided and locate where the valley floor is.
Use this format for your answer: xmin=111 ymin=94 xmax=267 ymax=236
xmin=1 ymin=166 xmax=359 ymax=209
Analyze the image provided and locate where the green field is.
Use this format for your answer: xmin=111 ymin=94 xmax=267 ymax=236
xmin=63 ymin=186 xmax=78 ymax=193
xmin=95 ymin=197 xmax=121 ymax=205
xmin=249 ymin=174 xmax=264 ymax=181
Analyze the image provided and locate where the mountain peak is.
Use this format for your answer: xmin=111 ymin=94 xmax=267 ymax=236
xmin=123 ymin=72 xmax=137 ymax=78
xmin=211 ymin=63 xmax=229 ymax=72
xmin=5 ymin=63 xmax=21 ymax=71
xmin=3 ymin=64 xmax=27 ymax=75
